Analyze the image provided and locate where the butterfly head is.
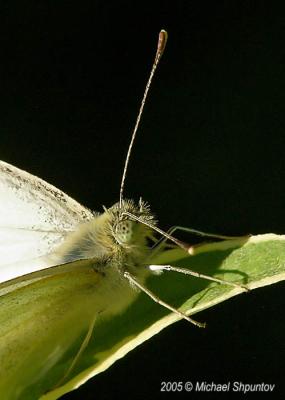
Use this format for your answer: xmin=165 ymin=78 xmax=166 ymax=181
xmin=107 ymin=198 xmax=156 ymax=248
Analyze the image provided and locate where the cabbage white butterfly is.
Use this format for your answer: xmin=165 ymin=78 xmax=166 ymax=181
xmin=0 ymin=30 xmax=245 ymax=392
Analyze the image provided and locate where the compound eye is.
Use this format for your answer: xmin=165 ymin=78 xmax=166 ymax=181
xmin=115 ymin=220 xmax=133 ymax=244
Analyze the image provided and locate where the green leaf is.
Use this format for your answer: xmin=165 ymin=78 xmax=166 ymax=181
xmin=0 ymin=233 xmax=284 ymax=399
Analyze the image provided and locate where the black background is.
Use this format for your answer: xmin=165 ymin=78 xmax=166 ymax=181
xmin=1 ymin=1 xmax=285 ymax=399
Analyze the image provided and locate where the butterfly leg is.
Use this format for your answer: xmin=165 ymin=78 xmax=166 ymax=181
xmin=124 ymin=271 xmax=206 ymax=327
xmin=149 ymin=264 xmax=249 ymax=291
xmin=54 ymin=314 xmax=96 ymax=388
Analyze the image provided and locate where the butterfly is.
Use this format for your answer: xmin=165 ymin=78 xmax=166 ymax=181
xmin=0 ymin=30 xmax=245 ymax=397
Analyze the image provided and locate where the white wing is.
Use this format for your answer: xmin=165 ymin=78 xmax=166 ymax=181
xmin=0 ymin=160 xmax=94 ymax=282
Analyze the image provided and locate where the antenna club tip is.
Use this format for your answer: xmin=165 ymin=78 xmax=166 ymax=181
xmin=159 ymin=29 xmax=168 ymax=40
xmin=156 ymin=29 xmax=168 ymax=62
xmin=188 ymin=246 xmax=195 ymax=255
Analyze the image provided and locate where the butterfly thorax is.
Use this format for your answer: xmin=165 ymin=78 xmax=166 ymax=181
xmin=53 ymin=199 xmax=156 ymax=278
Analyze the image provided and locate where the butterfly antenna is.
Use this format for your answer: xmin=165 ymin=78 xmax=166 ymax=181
xmin=119 ymin=29 xmax=168 ymax=208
